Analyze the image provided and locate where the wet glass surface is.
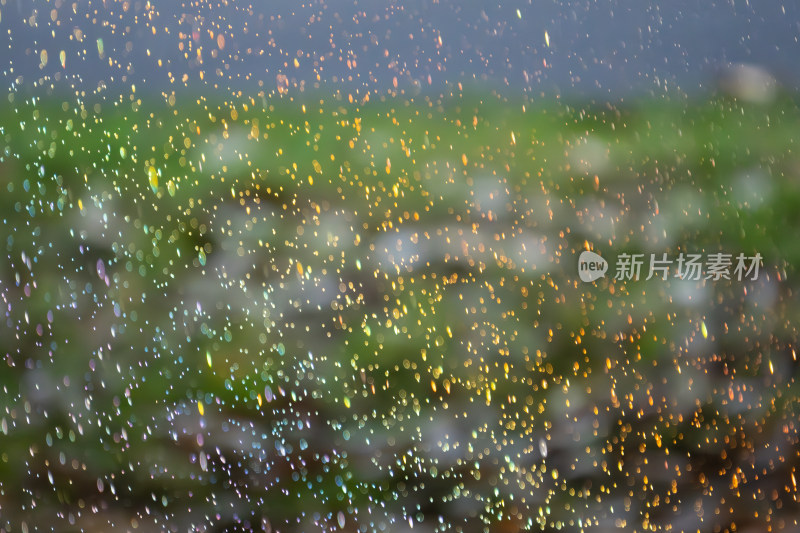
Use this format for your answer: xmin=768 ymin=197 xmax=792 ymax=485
xmin=2 ymin=1 xmax=800 ymax=531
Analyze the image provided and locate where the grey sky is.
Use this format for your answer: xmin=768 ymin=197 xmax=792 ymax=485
xmin=2 ymin=0 xmax=798 ymax=96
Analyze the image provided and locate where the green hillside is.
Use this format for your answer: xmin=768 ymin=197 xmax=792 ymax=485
xmin=1 ymin=90 xmax=799 ymax=532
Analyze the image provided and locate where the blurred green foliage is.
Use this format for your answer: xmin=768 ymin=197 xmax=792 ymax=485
xmin=1 ymin=90 xmax=799 ymax=531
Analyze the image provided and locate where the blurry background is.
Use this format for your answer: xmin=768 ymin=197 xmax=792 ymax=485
xmin=1 ymin=1 xmax=800 ymax=532
xmin=3 ymin=0 xmax=800 ymax=97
